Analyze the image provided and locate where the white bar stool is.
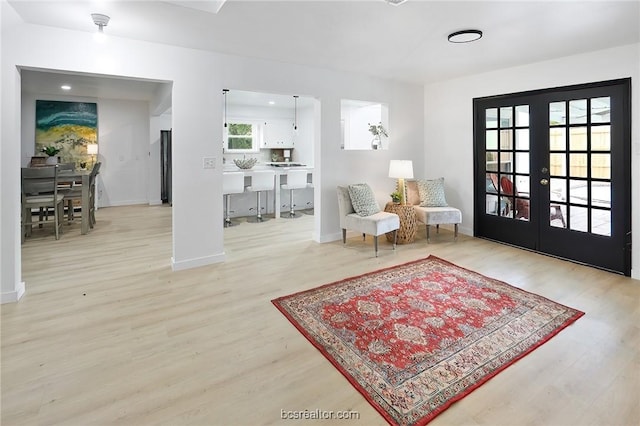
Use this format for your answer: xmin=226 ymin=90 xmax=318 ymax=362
xmin=245 ymin=170 xmax=275 ymax=223
xmin=223 ymin=172 xmax=245 ymax=227
xmin=280 ymin=169 xmax=309 ymax=219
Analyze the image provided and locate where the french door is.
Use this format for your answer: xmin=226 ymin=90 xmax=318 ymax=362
xmin=474 ymin=79 xmax=631 ymax=275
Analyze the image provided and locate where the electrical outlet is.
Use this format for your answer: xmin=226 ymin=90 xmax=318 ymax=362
xmin=203 ymin=157 xmax=216 ymax=169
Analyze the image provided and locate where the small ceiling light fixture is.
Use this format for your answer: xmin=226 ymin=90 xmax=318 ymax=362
xmin=448 ymin=29 xmax=483 ymax=43
xmin=386 ymin=0 xmax=408 ymax=5
xmin=91 ymin=13 xmax=110 ymax=33
xmin=293 ymin=95 xmax=299 ymax=131
xmin=222 ymin=89 xmax=229 ymax=128
xmin=61 ymin=85 xmax=71 ymax=91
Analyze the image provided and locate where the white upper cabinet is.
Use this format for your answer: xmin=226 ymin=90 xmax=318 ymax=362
xmin=263 ymin=119 xmax=295 ymax=148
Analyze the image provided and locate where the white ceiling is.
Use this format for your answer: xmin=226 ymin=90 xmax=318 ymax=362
xmin=11 ymin=0 xmax=640 ymax=104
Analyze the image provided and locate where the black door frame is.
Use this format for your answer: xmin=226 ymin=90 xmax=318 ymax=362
xmin=473 ymin=78 xmax=631 ymax=275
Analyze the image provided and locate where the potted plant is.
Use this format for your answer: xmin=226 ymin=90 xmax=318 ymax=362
xmin=390 ymin=191 xmax=402 ymax=204
xmin=368 ymin=122 xmax=388 ymax=150
xmin=41 ymin=146 xmax=61 ymax=164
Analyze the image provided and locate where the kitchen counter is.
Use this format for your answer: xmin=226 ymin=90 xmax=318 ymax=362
xmin=223 ymin=163 xmax=311 ymax=172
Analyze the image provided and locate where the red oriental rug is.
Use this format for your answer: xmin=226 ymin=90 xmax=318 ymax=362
xmin=272 ymin=256 xmax=584 ymax=426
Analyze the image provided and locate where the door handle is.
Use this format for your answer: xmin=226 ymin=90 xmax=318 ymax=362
xmin=540 ymin=178 xmax=549 ymax=186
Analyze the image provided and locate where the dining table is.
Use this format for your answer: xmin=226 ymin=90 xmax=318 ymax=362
xmin=58 ymin=169 xmax=92 ymax=235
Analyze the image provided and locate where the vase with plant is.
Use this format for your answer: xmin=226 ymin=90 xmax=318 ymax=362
xmin=368 ymin=122 xmax=388 ymax=150
xmin=390 ymin=191 xmax=402 ymax=204
xmin=41 ymin=146 xmax=61 ymax=164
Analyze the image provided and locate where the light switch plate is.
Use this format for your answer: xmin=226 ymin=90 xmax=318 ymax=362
xmin=203 ymin=157 xmax=216 ymax=169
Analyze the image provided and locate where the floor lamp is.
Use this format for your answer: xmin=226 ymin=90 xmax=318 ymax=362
xmin=388 ymin=160 xmax=414 ymax=205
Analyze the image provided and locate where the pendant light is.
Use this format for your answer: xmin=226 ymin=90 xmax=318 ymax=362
xmin=223 ymin=89 xmax=229 ymax=128
xmin=293 ymin=95 xmax=299 ymax=131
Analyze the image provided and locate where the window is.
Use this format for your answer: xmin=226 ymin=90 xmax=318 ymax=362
xmin=340 ymin=99 xmax=389 ymax=150
xmin=224 ymin=120 xmax=260 ymax=153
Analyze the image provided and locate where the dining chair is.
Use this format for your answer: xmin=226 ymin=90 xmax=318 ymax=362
xmin=21 ymin=165 xmax=65 ymax=241
xmin=61 ymin=162 xmax=101 ymax=227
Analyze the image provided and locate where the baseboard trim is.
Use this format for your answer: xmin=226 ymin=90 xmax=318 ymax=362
xmin=317 ymin=231 xmax=342 ymax=243
xmin=1 ymin=281 xmax=26 ymax=304
xmin=171 ymin=253 xmax=226 ymax=271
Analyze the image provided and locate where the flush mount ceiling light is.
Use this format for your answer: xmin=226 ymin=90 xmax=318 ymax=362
xmin=91 ymin=13 xmax=110 ymax=33
xmin=60 ymin=85 xmax=71 ymax=91
xmin=386 ymin=0 xmax=408 ymax=5
xmin=448 ymin=29 xmax=483 ymax=43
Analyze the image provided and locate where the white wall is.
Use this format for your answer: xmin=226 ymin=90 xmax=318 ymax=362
xmin=96 ymin=99 xmax=150 ymax=207
xmin=1 ymin=4 xmax=424 ymax=301
xmin=424 ymin=43 xmax=640 ymax=279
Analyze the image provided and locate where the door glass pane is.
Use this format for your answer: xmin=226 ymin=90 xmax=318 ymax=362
xmin=515 ymin=198 xmax=530 ymax=221
xmin=549 ymin=102 xmax=566 ymax=125
xmin=499 ymin=152 xmax=513 ymax=172
xmin=549 ymin=153 xmax=566 ymax=176
xmin=486 ymin=173 xmax=498 ymax=193
xmin=569 ymin=99 xmax=587 ymax=124
xmin=592 ymin=125 xmax=610 ymax=150
xmin=486 ymin=108 xmax=498 ymax=129
xmin=591 ymin=209 xmax=611 ymax=236
xmin=591 ymin=182 xmax=611 ymax=208
xmin=569 ymin=127 xmax=587 ymax=150
xmin=591 ymin=154 xmax=610 ymax=179
xmin=501 ymin=174 xmax=515 ymax=196
xmin=515 ymin=105 xmax=529 ymax=126
xmin=486 ymin=194 xmax=499 ymax=215
xmin=516 ymin=175 xmax=530 ymax=195
xmin=550 ymin=178 xmax=566 ymax=202
xmin=500 ymin=107 xmax=513 ymax=128
xmin=570 ymin=206 xmax=588 ymax=232
xmin=499 ymin=129 xmax=513 ymax=149
xmin=515 ymin=129 xmax=529 ymax=149
xmin=486 ymin=130 xmax=498 ymax=150
xmin=550 ymin=204 xmax=567 ymax=228
xmin=502 ymin=200 xmax=514 ymax=218
xmin=549 ymin=127 xmax=566 ymax=150
xmin=486 ymin=151 xmax=498 ymax=171
xmin=591 ymin=97 xmax=610 ymax=123
xmin=516 ymin=152 xmax=529 ymax=174
xmin=569 ymin=153 xmax=588 ymax=177
xmin=569 ymin=179 xmax=588 ymax=205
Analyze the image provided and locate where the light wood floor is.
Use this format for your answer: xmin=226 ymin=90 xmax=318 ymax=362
xmin=3 ymin=205 xmax=639 ymax=426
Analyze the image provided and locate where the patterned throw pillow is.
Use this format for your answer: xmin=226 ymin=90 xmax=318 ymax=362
xmin=417 ymin=178 xmax=448 ymax=207
xmin=348 ymin=183 xmax=381 ymax=217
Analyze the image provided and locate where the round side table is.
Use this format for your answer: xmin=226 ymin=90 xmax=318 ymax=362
xmin=384 ymin=202 xmax=417 ymax=244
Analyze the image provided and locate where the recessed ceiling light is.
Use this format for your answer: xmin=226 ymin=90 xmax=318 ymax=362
xmin=386 ymin=0 xmax=407 ymax=5
xmin=448 ymin=29 xmax=483 ymax=43
xmin=268 ymin=101 xmax=275 ymax=105
xmin=61 ymin=85 xmax=71 ymax=90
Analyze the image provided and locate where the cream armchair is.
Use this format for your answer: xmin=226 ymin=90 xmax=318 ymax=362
xmin=337 ymin=185 xmax=400 ymax=257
